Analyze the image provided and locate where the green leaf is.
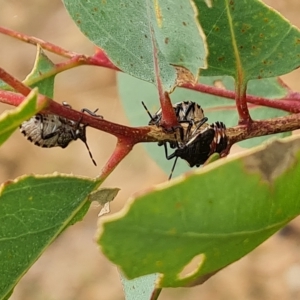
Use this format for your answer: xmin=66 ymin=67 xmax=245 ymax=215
xmin=0 ymin=89 xmax=43 ymax=146
xmin=62 ymin=0 xmax=207 ymax=90
xmin=0 ymin=46 xmax=56 ymax=95
xmin=24 ymin=45 xmax=56 ymax=98
xmin=98 ymin=135 xmax=300 ymax=287
xmin=195 ymin=0 xmax=300 ymax=80
xmin=0 ymin=174 xmax=100 ymax=300
xmin=118 ymin=73 xmax=290 ymax=176
xmin=120 ymin=273 xmax=159 ymax=300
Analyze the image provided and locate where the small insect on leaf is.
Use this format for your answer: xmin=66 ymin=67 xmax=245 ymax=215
xmin=20 ymin=102 xmax=103 ymax=165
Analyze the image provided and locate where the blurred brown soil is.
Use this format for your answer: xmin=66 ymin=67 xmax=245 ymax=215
xmin=1 ymin=1 xmax=300 ymax=299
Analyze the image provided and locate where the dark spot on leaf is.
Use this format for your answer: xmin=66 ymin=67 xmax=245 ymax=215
xmin=264 ymin=18 xmax=269 ymax=23
xmin=140 ymin=56 xmax=143 ymax=59
xmin=259 ymin=33 xmax=264 ymax=38
xmin=218 ymin=56 xmax=225 ymax=61
xmin=144 ymin=34 xmax=148 ymax=38
xmin=165 ymin=37 xmax=169 ymax=44
xmin=296 ymin=38 xmax=300 ymax=44
xmin=77 ymin=20 xmax=81 ymax=24
xmin=243 ymin=139 xmax=299 ymax=183
xmin=239 ymin=45 xmax=244 ymax=49
xmin=252 ymin=45 xmax=256 ymax=49
xmin=182 ymin=21 xmax=187 ymax=26
xmin=93 ymin=7 xmax=98 ymax=11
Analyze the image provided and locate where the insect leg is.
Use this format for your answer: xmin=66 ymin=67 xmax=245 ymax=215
xmin=81 ymin=108 xmax=103 ymax=118
xmin=163 ymin=143 xmax=179 ymax=180
xmin=168 ymin=157 xmax=179 ymax=180
xmin=190 ymin=117 xmax=208 ymax=137
xmin=62 ymin=101 xmax=72 ymax=108
xmin=164 ymin=142 xmax=177 ymax=160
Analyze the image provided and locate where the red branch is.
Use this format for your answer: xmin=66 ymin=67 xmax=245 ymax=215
xmin=0 ymin=67 xmax=31 ymax=96
xmin=0 ymin=26 xmax=76 ymax=58
xmin=181 ymin=81 xmax=300 ymax=113
xmin=150 ymin=26 xmax=177 ymax=129
xmin=3 ymin=25 xmax=300 ymax=115
xmin=0 ymin=90 xmax=25 ymax=106
xmin=236 ymin=82 xmax=252 ymax=125
xmin=3 ymin=26 xmax=300 ymax=175
xmin=99 ymin=138 xmax=134 ymax=180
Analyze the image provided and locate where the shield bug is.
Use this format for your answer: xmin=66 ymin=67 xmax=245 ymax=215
xmin=142 ymin=101 xmax=208 ymax=147
xmin=20 ymin=102 xmax=102 ymax=166
xmin=143 ymin=101 xmax=205 ymax=127
xmin=142 ymin=101 xmax=227 ymax=179
xmin=165 ymin=121 xmax=228 ymax=179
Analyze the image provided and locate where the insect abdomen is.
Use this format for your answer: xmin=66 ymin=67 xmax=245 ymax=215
xmin=20 ymin=114 xmax=62 ymax=148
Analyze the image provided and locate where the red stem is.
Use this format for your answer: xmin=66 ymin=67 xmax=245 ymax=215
xmin=0 ymin=67 xmax=31 ymax=96
xmin=236 ymin=82 xmax=252 ymax=125
xmin=3 ymin=25 xmax=300 ymax=115
xmin=0 ymin=26 xmax=79 ymax=58
xmin=99 ymin=138 xmax=134 ymax=180
xmin=0 ymin=90 xmax=25 ymax=106
xmin=150 ymin=26 xmax=177 ymax=129
xmin=90 ymin=48 xmax=120 ymax=71
xmin=182 ymin=81 xmax=300 ymax=113
xmin=46 ymin=101 xmax=152 ymax=140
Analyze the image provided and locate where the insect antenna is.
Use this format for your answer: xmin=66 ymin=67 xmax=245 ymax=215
xmin=141 ymin=101 xmax=155 ymax=121
xmin=78 ymin=123 xmax=97 ymax=166
xmin=83 ymin=139 xmax=97 ymax=166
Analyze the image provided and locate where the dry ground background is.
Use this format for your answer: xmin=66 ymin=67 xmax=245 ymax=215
xmin=1 ymin=1 xmax=300 ymax=299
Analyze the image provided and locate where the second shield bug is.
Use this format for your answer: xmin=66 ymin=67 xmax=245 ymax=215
xmin=20 ymin=102 xmax=102 ymax=165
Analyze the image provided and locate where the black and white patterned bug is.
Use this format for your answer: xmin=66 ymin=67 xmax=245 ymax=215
xmin=143 ymin=101 xmax=205 ymax=127
xmin=164 ymin=121 xmax=228 ymax=179
xmin=142 ymin=101 xmax=208 ymax=147
xmin=143 ymin=101 xmax=228 ymax=179
xmin=20 ymin=102 xmax=102 ymax=166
